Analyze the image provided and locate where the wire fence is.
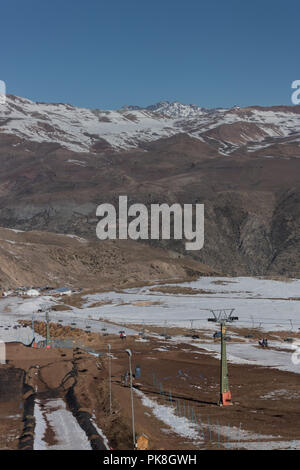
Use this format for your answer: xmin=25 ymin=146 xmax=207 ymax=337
xmin=143 ymin=371 xmax=244 ymax=450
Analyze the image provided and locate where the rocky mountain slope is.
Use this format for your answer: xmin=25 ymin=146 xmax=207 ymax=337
xmin=0 ymin=96 xmax=299 ymax=277
xmin=0 ymin=227 xmax=215 ymax=290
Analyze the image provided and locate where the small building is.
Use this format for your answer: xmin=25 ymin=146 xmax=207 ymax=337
xmin=25 ymin=289 xmax=40 ymax=297
xmin=2 ymin=290 xmax=13 ymax=297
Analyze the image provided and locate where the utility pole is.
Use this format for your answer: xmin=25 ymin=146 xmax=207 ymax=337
xmin=163 ymin=320 xmax=171 ymax=339
xmin=207 ymin=309 xmax=238 ymax=406
xmin=220 ymin=322 xmax=230 ymax=406
xmin=32 ymin=314 xmax=35 ymax=342
xmin=125 ymin=349 xmax=136 ymax=449
xmin=41 ymin=302 xmax=51 ymax=349
xmin=108 ymin=344 xmax=112 ymax=414
xmin=46 ymin=310 xmax=50 ymax=349
xmin=163 ymin=320 xmax=167 ymax=338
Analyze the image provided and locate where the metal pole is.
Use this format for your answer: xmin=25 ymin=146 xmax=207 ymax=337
xmin=32 ymin=314 xmax=35 ymax=342
xmin=219 ymin=322 xmax=231 ymax=406
xmin=108 ymin=344 xmax=112 ymax=414
xmin=46 ymin=311 xmax=50 ymax=348
xmin=207 ymin=309 xmax=237 ymax=406
xmin=126 ymin=349 xmax=136 ymax=449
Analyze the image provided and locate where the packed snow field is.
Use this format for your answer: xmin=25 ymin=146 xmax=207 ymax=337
xmin=1 ymin=277 xmax=300 ymax=373
xmin=81 ymin=277 xmax=300 ymax=332
xmin=34 ymin=399 xmax=92 ymax=450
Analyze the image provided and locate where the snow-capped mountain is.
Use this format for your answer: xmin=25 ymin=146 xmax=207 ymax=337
xmin=1 ymin=96 xmax=300 ymax=279
xmin=123 ymin=100 xmax=226 ymax=118
xmin=0 ymin=94 xmax=300 ymax=155
xmin=143 ymin=100 xmax=208 ymax=118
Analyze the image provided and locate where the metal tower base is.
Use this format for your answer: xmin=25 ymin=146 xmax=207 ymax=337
xmin=219 ymin=391 xmax=232 ymax=406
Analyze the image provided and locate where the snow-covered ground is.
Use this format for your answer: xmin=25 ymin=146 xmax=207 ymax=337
xmin=34 ymin=399 xmax=91 ymax=450
xmin=1 ymin=277 xmax=299 ymax=373
xmin=191 ymin=340 xmax=300 ymax=374
xmin=79 ymin=277 xmax=300 ymax=332
xmin=91 ymin=413 xmax=110 ymax=450
xmin=0 ymin=297 xmax=48 ymax=344
xmin=0 ymin=295 xmax=137 ymax=341
xmin=134 ymin=388 xmax=300 ymax=450
xmin=134 ymin=388 xmax=204 ymax=445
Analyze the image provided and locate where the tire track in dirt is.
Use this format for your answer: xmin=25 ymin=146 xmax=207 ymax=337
xmin=18 ymin=352 xmax=107 ymax=450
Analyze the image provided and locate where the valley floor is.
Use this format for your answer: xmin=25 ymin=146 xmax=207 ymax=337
xmin=0 ymin=276 xmax=300 ymax=450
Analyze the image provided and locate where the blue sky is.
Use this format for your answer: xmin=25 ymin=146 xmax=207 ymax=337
xmin=1 ymin=0 xmax=299 ymax=109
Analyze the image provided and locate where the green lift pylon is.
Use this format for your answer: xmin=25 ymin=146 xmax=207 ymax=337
xmin=207 ymin=309 xmax=238 ymax=406
xmin=219 ymin=322 xmax=231 ymax=406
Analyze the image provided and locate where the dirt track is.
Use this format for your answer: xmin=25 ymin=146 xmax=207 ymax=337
xmin=1 ymin=329 xmax=300 ymax=450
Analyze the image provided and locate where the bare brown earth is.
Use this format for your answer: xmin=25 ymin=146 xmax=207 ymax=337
xmin=150 ymin=285 xmax=218 ymax=295
xmin=0 ymin=365 xmax=24 ymax=449
xmin=0 ymin=226 xmax=217 ymax=291
xmin=1 ymin=328 xmax=300 ymax=450
xmin=0 ymin=128 xmax=300 ymax=277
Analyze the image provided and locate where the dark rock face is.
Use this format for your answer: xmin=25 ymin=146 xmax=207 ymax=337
xmin=0 ymin=120 xmax=300 ymax=277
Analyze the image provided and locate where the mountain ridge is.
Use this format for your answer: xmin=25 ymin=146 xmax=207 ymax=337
xmin=0 ymin=95 xmax=300 ymax=278
xmin=1 ymin=94 xmax=300 ymax=155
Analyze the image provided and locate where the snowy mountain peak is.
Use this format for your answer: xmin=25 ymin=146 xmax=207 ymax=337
xmin=1 ymin=94 xmax=300 ymax=155
xmin=146 ymin=100 xmax=206 ymax=118
xmin=122 ymin=100 xmax=206 ymax=118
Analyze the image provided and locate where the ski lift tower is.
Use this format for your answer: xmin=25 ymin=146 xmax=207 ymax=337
xmin=207 ymin=309 xmax=238 ymax=406
xmin=41 ymin=303 xmax=52 ymax=349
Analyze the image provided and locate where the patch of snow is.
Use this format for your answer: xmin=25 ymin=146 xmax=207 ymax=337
xmin=134 ymin=388 xmax=203 ymax=444
xmin=34 ymin=399 xmax=91 ymax=450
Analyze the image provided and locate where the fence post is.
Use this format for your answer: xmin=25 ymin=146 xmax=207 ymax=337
xmin=207 ymin=416 xmax=212 ymax=442
xmin=217 ymin=420 xmax=220 ymax=448
xmin=226 ymin=424 xmax=231 ymax=450
xmin=198 ymin=415 xmax=204 ymax=440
